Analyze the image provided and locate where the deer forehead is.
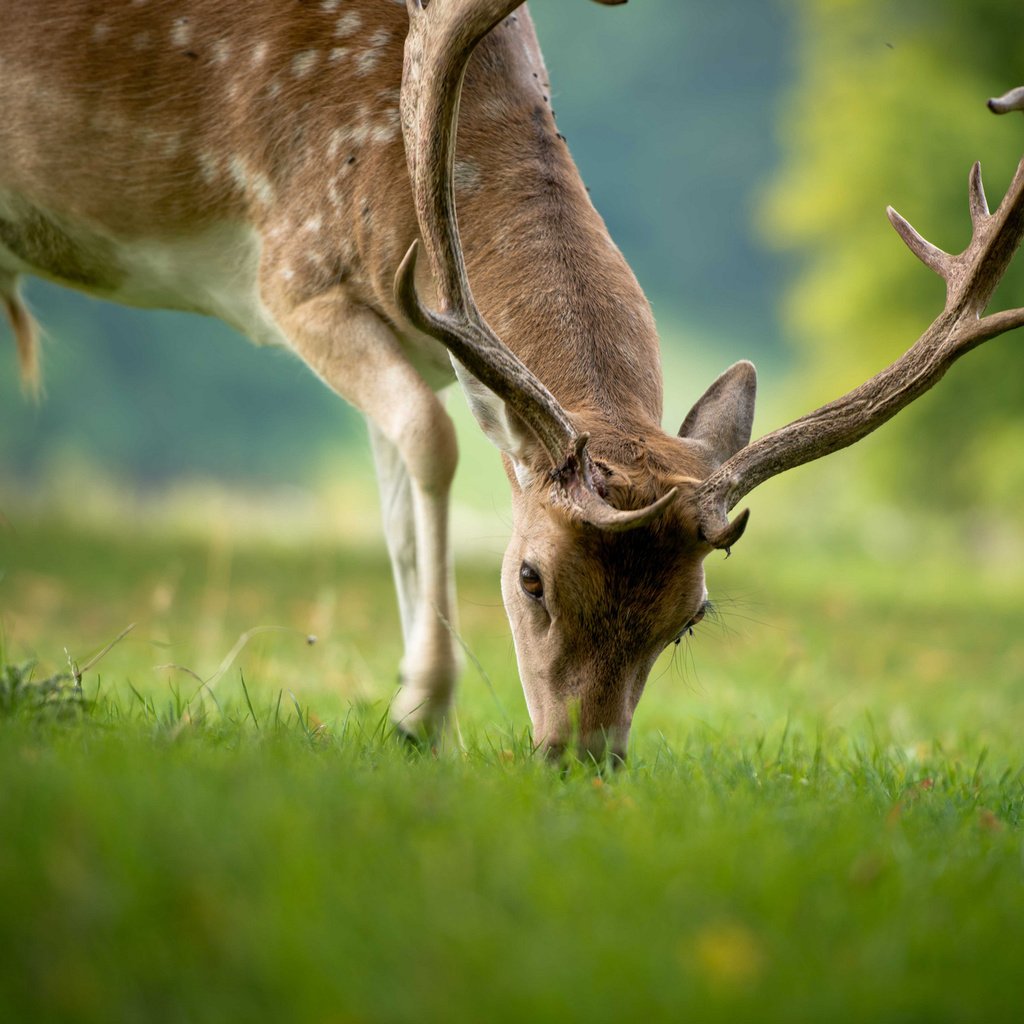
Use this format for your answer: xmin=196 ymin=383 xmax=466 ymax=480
xmin=516 ymin=503 xmax=706 ymax=623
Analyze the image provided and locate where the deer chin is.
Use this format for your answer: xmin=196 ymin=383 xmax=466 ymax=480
xmin=528 ymin=701 xmax=635 ymax=766
xmin=503 ymin=621 xmax=638 ymax=764
xmin=504 ymin=627 xmax=646 ymax=764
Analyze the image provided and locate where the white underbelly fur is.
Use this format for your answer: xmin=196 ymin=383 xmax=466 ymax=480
xmin=0 ymin=194 xmax=287 ymax=349
xmin=0 ymin=193 xmax=457 ymax=392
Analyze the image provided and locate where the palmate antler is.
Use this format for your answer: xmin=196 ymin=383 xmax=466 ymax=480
xmin=393 ymin=0 xmax=672 ymax=532
xmin=696 ymin=134 xmax=1024 ymax=548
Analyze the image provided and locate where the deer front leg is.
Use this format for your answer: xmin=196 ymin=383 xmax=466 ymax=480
xmin=368 ymin=423 xmax=418 ymax=645
xmin=266 ymin=285 xmax=460 ymax=738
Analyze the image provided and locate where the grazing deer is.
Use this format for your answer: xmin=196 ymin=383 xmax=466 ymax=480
xmin=3 ymin=1 xmax=1024 ymax=760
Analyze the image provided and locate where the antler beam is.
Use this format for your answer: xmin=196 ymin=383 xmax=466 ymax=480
xmin=396 ymin=0 xmax=576 ymax=466
xmin=395 ymin=0 xmax=674 ymax=532
xmin=696 ymin=152 xmax=1024 ymax=546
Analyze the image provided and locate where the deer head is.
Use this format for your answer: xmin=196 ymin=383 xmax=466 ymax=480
xmin=492 ymin=367 xmax=756 ymax=761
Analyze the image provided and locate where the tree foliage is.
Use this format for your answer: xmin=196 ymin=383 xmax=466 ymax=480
xmin=763 ymin=0 xmax=1024 ymax=513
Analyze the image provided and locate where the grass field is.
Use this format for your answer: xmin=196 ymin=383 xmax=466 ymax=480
xmin=2 ymin=500 xmax=1023 ymax=1023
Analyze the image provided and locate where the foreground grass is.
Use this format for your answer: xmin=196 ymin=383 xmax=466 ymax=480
xmin=2 ymin=514 xmax=1023 ymax=1022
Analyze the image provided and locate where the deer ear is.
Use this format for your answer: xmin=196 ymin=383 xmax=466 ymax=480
xmin=679 ymin=360 xmax=757 ymax=467
xmin=453 ymin=361 xmax=538 ymax=488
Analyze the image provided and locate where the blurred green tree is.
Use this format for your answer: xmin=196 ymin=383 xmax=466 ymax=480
xmin=762 ymin=0 xmax=1024 ymax=515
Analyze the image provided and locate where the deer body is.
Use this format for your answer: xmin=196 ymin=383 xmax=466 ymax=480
xmin=6 ymin=0 xmax=1024 ymax=760
xmin=0 ymin=2 xmax=654 ymax=392
xmin=2 ymin=2 xmax=421 ymax=357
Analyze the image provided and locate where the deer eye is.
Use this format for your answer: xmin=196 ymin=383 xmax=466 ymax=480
xmin=673 ymin=602 xmax=708 ymax=645
xmin=519 ymin=562 xmax=544 ymax=601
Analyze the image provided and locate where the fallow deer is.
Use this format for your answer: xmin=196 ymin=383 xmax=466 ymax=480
xmin=3 ymin=1 xmax=1024 ymax=760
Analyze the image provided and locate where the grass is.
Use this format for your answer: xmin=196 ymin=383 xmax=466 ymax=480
xmin=1 ymin=509 xmax=1023 ymax=1023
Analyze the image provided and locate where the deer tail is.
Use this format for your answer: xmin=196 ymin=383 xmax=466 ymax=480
xmin=2 ymin=278 xmax=42 ymax=400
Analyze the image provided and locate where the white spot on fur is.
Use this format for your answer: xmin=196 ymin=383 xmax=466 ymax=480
xmin=329 ymin=47 xmax=349 ymax=63
xmin=370 ymin=121 xmax=399 ymax=145
xmin=335 ymin=12 xmax=362 ymax=37
xmin=356 ymin=50 xmax=381 ymax=76
xmin=320 ymin=0 xmax=340 ymax=11
xmin=252 ymin=41 xmax=269 ymax=65
xmin=92 ymin=23 xmax=110 ymax=42
xmin=292 ymin=50 xmax=320 ymax=78
xmin=281 ymin=267 xmax=295 ymax=282
xmin=227 ymin=157 xmax=249 ymax=193
xmin=302 ymin=215 xmax=323 ymax=234
xmin=454 ymin=159 xmax=482 ymax=193
xmin=354 ymin=29 xmax=392 ymax=77
xmin=253 ymin=174 xmax=275 ymax=207
xmin=226 ymin=157 xmax=275 ymax=207
xmin=354 ymin=121 xmax=373 ymax=145
xmin=162 ymin=133 xmax=183 ymax=158
xmin=198 ymin=152 xmax=221 ymax=184
xmin=480 ymin=92 xmax=514 ymax=122
xmin=213 ymin=40 xmax=231 ymax=65
xmin=327 ymin=125 xmax=360 ymax=159
xmin=171 ymin=18 xmax=192 ymax=47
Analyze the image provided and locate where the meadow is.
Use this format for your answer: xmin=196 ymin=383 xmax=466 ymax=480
xmin=2 ymin=477 xmax=1022 ymax=1024
xmin=2 ymin=0 xmax=1022 ymax=1017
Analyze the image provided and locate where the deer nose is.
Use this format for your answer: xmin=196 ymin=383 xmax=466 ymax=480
xmin=538 ymin=733 xmax=628 ymax=768
xmin=540 ymin=739 xmax=566 ymax=764
xmin=581 ymin=732 xmax=627 ymax=768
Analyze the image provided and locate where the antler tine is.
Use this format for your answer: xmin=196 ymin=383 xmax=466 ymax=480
xmin=887 ymin=158 xmax=1024 ymax=315
xmin=400 ymin=0 xmax=516 ymax=314
xmin=968 ymin=160 xmax=990 ymax=219
xmin=545 ymin=431 xmax=681 ymax=531
xmin=886 ymin=205 xmax=953 ymax=279
xmin=951 ymin=156 xmax=1024 ymax=317
xmin=988 ymin=86 xmax=1024 ymax=115
xmin=571 ymin=485 xmax=681 ymax=533
xmin=696 ymin=138 xmax=1024 ymax=548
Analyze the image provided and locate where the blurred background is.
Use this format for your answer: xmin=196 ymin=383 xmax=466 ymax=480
xmin=3 ymin=0 xmax=1024 ymax=540
xmin=4 ymin=9 xmax=1024 ymax=1017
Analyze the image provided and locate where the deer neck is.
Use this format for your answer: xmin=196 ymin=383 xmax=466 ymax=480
xmin=395 ymin=10 xmax=666 ymax=442
xmin=453 ymin=121 xmax=665 ymax=441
